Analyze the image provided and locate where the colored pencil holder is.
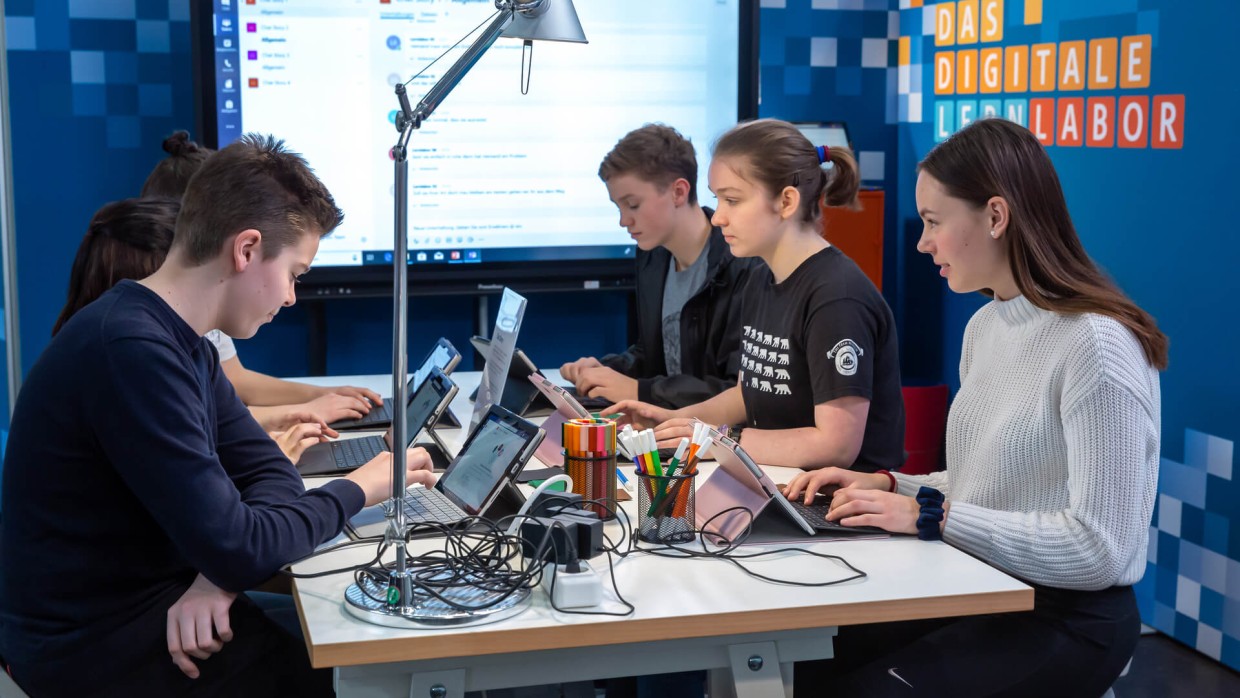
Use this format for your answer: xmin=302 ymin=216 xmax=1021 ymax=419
xmin=636 ymin=472 xmax=696 ymax=544
xmin=563 ymin=452 xmax=617 ymax=520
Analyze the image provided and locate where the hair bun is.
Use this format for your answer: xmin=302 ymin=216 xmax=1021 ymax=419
xmin=162 ymin=130 xmax=199 ymax=156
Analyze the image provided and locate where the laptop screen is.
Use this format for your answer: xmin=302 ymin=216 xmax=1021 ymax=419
xmin=793 ymin=122 xmax=851 ymax=151
xmin=386 ymin=368 xmax=454 ymax=448
xmin=411 ymin=338 xmax=460 ymax=393
xmin=437 ymin=407 xmax=541 ymax=514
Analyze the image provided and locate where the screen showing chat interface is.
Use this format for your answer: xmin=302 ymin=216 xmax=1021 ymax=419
xmin=207 ymin=0 xmax=742 ymax=270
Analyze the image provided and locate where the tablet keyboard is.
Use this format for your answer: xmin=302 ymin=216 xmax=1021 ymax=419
xmin=786 ymin=498 xmax=883 ymax=533
xmin=331 ymin=399 xmax=393 ymax=429
xmin=562 ymin=386 xmax=611 ymax=411
xmin=333 ymin=437 xmax=386 ymax=469
xmin=383 ymin=486 xmax=464 ymax=524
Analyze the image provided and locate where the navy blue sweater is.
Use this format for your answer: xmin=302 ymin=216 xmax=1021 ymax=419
xmin=0 ymin=280 xmax=364 ymax=671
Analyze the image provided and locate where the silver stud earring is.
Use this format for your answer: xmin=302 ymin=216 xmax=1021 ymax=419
xmin=989 ymin=229 xmax=998 ymax=239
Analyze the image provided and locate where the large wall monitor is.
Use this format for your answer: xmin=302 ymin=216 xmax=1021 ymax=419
xmin=193 ymin=0 xmax=759 ymax=297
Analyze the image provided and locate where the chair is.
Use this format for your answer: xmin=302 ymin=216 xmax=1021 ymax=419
xmin=1099 ymin=657 xmax=1133 ymax=698
xmin=0 ymin=667 xmax=31 ymax=698
xmin=900 ymin=385 xmax=948 ymax=475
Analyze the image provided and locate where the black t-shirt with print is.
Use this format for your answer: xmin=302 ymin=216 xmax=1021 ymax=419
xmin=738 ymin=246 xmax=904 ymax=472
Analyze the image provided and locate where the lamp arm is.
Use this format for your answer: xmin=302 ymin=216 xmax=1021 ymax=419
xmin=396 ymin=7 xmax=516 ymax=131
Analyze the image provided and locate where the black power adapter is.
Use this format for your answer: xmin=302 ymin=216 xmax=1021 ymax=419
xmin=519 ymin=517 xmax=580 ymax=565
xmin=518 ymin=512 xmax=605 ymax=564
xmin=525 ymin=490 xmax=585 ymax=518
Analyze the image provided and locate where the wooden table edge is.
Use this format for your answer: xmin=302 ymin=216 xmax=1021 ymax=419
xmin=303 ymin=587 xmax=1034 ymax=669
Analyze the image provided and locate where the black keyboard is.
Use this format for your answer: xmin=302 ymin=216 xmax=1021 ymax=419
xmin=562 ymin=386 xmax=611 ymax=411
xmin=330 ymin=399 xmax=394 ymax=429
xmin=382 ymin=486 xmax=463 ymax=524
xmin=332 ymin=437 xmax=386 ymax=469
xmin=786 ymin=498 xmax=883 ymax=533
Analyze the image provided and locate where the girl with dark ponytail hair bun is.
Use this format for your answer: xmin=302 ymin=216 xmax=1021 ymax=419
xmin=606 ymin=119 xmax=906 ymax=474
xmin=140 ymin=130 xmax=214 ymax=199
xmin=53 ymin=197 xmax=178 ymax=336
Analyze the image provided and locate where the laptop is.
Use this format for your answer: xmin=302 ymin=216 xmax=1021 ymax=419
xmin=791 ymin=121 xmax=852 ymax=151
xmin=695 ymin=431 xmax=887 ymax=544
xmin=297 ymin=368 xmax=457 ymax=477
xmin=469 ymin=335 xmax=611 ymax=416
xmin=330 ymin=337 xmax=461 ymax=430
xmin=347 ymin=403 xmax=546 ymax=538
xmin=527 ymin=373 xmax=591 ymax=467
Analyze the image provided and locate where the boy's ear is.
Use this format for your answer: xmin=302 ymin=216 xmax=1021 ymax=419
xmin=671 ymin=178 xmax=692 ymax=206
xmin=231 ymin=229 xmax=262 ymax=272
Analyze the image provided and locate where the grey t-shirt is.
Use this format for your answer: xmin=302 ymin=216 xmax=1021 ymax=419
xmin=661 ymin=251 xmax=709 ymax=375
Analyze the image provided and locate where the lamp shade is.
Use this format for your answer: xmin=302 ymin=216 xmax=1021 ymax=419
xmin=501 ymin=0 xmax=588 ymax=43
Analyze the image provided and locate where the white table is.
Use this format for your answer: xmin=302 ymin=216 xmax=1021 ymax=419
xmin=291 ymin=372 xmax=1033 ymax=698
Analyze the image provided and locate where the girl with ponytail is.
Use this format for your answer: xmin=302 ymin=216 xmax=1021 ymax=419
xmin=607 ymin=119 xmax=905 ymax=473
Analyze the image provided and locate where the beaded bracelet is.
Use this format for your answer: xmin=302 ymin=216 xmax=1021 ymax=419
xmin=915 ymin=486 xmax=946 ymax=541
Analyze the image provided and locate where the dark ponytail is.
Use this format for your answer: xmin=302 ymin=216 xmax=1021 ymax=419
xmin=822 ymin=146 xmax=860 ymax=211
xmin=140 ymin=130 xmax=214 ymax=199
xmin=713 ymin=118 xmax=861 ymax=223
xmin=53 ymin=198 xmax=179 ymax=335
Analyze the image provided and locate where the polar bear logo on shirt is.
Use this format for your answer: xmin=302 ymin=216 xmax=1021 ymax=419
xmin=827 ymin=339 xmax=864 ymax=377
xmin=774 ymin=384 xmax=791 ymax=395
xmin=775 ymin=368 xmax=790 ymax=380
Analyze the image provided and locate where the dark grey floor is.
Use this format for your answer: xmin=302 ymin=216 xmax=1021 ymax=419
xmin=1110 ymin=633 xmax=1240 ymax=698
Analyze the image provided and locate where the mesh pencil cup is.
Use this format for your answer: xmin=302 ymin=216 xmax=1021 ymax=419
xmin=635 ymin=471 xmax=696 ymax=544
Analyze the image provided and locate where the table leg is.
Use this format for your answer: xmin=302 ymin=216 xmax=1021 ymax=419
xmin=707 ymin=641 xmax=794 ymax=698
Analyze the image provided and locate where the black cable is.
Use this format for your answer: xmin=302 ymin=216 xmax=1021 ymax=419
xmin=584 ymin=499 xmax=868 ymax=588
xmin=279 ymin=536 xmax=387 ymax=579
xmin=279 ymin=496 xmax=867 ymax=620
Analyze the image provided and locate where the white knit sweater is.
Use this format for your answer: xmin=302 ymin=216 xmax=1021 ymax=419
xmin=894 ymin=295 xmax=1160 ymax=590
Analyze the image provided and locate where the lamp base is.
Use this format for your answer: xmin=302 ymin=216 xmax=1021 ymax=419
xmin=344 ymin=576 xmax=531 ymax=629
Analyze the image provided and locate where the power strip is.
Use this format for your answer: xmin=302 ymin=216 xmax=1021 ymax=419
xmin=541 ymin=560 xmax=603 ymax=609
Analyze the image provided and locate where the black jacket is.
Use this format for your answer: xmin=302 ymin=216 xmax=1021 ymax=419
xmin=602 ymin=208 xmax=756 ymax=408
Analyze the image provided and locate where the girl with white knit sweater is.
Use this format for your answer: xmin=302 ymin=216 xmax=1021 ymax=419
xmin=787 ymin=118 xmax=1166 ymax=696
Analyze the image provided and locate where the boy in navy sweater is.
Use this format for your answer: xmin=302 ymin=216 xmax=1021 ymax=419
xmin=0 ymin=134 xmax=434 ymax=696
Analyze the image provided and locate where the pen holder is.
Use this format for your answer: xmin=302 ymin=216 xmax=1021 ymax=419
xmin=563 ymin=452 xmax=617 ymax=520
xmin=636 ymin=472 xmax=696 ymax=544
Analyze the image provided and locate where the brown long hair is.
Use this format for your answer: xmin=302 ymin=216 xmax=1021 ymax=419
xmin=919 ymin=118 xmax=1168 ymax=369
xmin=53 ymin=198 xmax=179 ymax=335
xmin=712 ymin=118 xmax=860 ymax=223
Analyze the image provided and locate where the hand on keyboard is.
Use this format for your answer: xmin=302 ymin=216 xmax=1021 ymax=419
xmin=346 ymin=447 xmax=438 ymax=507
xmin=269 ymin=422 xmax=328 ymax=464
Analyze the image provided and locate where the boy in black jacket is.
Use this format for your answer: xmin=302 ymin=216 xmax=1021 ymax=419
xmin=561 ymin=124 xmax=754 ymax=408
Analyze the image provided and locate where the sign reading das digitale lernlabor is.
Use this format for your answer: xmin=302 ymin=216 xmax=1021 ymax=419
xmin=900 ymin=0 xmax=1184 ymax=149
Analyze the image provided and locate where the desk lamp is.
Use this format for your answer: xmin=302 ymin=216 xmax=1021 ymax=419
xmin=345 ymin=0 xmax=586 ymax=628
